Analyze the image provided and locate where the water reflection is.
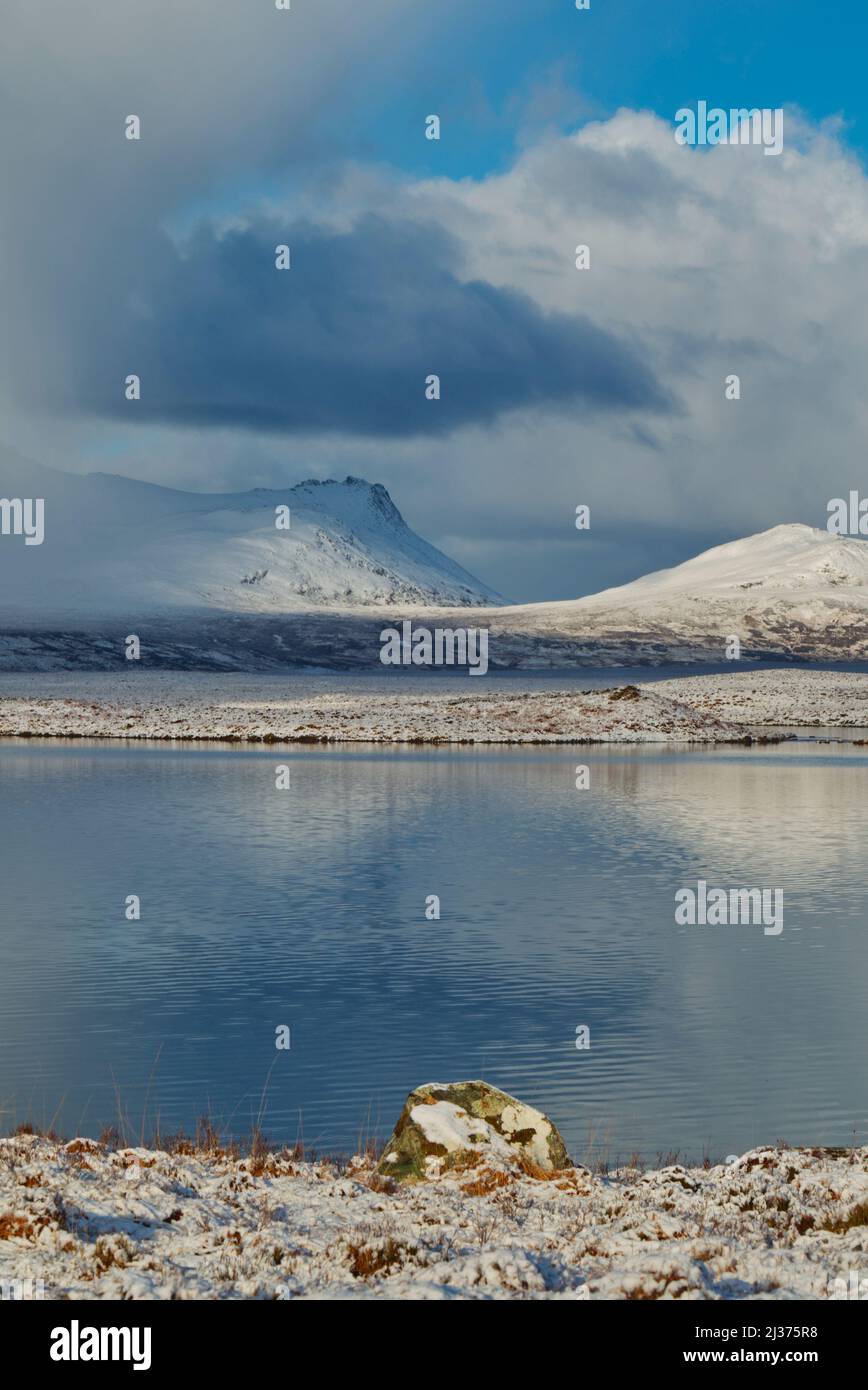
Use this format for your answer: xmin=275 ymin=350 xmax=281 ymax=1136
xmin=0 ymin=739 xmax=865 ymax=1161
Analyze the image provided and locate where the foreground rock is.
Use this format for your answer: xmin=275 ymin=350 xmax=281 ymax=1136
xmin=376 ymin=1081 xmax=572 ymax=1183
xmin=1 ymin=1136 xmax=866 ymax=1300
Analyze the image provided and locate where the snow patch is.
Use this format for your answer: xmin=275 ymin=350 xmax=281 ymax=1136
xmin=410 ymin=1102 xmax=513 ymax=1159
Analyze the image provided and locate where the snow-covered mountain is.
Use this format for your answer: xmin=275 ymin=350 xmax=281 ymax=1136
xmin=0 ymin=456 xmax=501 ymax=616
xmin=484 ymin=524 xmax=868 ymax=663
xmin=2 ymin=467 xmax=867 ymax=668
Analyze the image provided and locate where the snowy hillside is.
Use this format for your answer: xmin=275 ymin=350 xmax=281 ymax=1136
xmin=3 ymin=479 xmax=867 ymax=666
xmin=483 ymin=524 xmax=868 ymax=663
xmin=581 ymin=524 xmax=868 ymax=604
xmin=0 ymin=456 xmax=501 ymax=616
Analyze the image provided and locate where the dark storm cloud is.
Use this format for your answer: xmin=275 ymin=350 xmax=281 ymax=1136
xmin=0 ymin=0 xmax=673 ymax=447
xmin=69 ymin=215 xmax=674 ymax=438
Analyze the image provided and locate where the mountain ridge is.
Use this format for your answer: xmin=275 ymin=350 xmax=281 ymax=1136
xmin=0 ymin=456 xmax=502 ymax=615
xmin=3 ymin=452 xmax=868 ymax=667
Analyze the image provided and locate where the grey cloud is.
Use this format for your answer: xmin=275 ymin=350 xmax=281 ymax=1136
xmin=0 ymin=0 xmax=673 ymax=444
xmin=54 ymin=214 xmax=675 ymax=438
xmin=0 ymin=0 xmax=452 ymax=400
xmin=522 ymin=135 xmax=692 ymax=219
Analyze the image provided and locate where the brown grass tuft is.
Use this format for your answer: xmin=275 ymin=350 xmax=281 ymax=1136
xmin=820 ymin=1202 xmax=868 ymax=1234
xmin=460 ymin=1167 xmax=513 ymax=1196
xmin=346 ymin=1237 xmax=416 ymax=1279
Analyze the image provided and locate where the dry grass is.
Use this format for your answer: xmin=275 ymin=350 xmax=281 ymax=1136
xmin=460 ymin=1167 xmax=513 ymax=1197
xmin=0 ymin=1210 xmax=57 ymax=1241
xmin=345 ymin=1236 xmax=417 ymax=1279
xmin=13 ymin=1121 xmax=59 ymax=1142
xmin=820 ymin=1201 xmax=868 ymax=1234
xmin=93 ymin=1234 xmax=135 ymax=1271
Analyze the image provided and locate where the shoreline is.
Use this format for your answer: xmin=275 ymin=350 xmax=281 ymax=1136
xmin=2 ymin=1133 xmax=865 ymax=1300
xmin=2 ymin=668 xmax=868 ymax=745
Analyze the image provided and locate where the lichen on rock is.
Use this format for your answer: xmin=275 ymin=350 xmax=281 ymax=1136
xmin=376 ymin=1080 xmax=572 ymax=1183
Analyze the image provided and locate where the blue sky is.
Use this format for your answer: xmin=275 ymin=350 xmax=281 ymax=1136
xmin=190 ymin=2 xmax=868 ymax=214
xmin=362 ymin=1 xmax=868 ymax=178
xmin=5 ymin=0 xmax=868 ymax=602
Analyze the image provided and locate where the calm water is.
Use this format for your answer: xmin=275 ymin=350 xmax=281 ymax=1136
xmin=1 ymin=736 xmax=866 ymax=1163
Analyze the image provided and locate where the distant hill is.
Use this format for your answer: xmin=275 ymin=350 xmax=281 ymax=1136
xmin=0 ymin=455 xmax=501 ymax=617
xmin=482 ymin=524 xmax=868 ymax=663
xmin=3 ymin=456 xmax=868 ymax=668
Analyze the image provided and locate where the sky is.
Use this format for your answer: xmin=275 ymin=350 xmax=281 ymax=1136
xmin=4 ymin=0 xmax=868 ymax=602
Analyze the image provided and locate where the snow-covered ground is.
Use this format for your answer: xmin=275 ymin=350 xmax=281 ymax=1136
xmin=653 ymin=668 xmax=868 ymax=728
xmin=0 ymin=671 xmax=744 ymax=743
xmin=2 ymin=668 xmax=868 ymax=743
xmin=1 ymin=1135 xmax=865 ymax=1300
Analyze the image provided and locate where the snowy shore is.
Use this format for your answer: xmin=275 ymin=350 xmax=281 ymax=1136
xmin=652 ymin=668 xmax=868 ymax=728
xmin=1 ymin=1135 xmax=865 ymax=1300
xmin=0 ymin=672 xmax=741 ymax=743
xmin=1 ymin=668 xmax=868 ymax=744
